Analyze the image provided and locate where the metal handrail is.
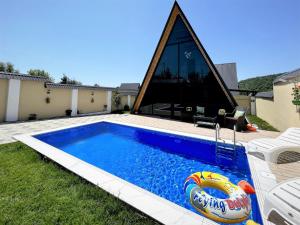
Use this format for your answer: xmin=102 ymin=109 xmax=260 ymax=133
xmin=215 ymin=123 xmax=220 ymax=141
xmin=233 ymin=125 xmax=236 ymax=152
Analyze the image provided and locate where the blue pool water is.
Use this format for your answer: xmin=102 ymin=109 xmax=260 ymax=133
xmin=35 ymin=121 xmax=262 ymax=224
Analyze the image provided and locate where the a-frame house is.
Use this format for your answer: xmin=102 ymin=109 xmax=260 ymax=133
xmin=133 ymin=2 xmax=237 ymax=121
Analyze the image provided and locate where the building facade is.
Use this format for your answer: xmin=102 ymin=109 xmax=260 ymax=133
xmin=133 ymin=2 xmax=237 ymax=121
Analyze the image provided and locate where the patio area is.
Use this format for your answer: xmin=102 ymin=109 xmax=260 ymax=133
xmin=0 ymin=113 xmax=279 ymax=145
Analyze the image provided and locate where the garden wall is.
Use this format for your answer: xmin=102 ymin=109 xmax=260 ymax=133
xmin=130 ymin=96 xmax=136 ymax=108
xmin=78 ymin=89 xmax=107 ymax=114
xmin=0 ymin=77 xmax=116 ymax=123
xmin=114 ymin=95 xmax=137 ymax=111
xmin=256 ymin=82 xmax=300 ymax=131
xmin=0 ymin=79 xmax=8 ymax=122
xmin=19 ymin=81 xmax=72 ymax=120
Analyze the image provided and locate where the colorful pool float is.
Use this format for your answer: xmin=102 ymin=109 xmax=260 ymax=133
xmin=247 ymin=124 xmax=257 ymax=132
xmin=184 ymin=171 xmax=256 ymax=224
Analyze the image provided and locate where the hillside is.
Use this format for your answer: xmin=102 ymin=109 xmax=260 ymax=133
xmin=238 ymin=73 xmax=283 ymax=92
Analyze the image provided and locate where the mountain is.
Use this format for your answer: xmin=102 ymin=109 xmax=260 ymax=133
xmin=238 ymin=73 xmax=284 ymax=92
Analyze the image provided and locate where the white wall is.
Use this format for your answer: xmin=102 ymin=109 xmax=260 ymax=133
xmin=5 ymin=79 xmax=21 ymax=122
xmin=71 ymin=89 xmax=78 ymax=116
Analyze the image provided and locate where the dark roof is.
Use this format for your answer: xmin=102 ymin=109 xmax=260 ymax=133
xmin=273 ymin=68 xmax=300 ymax=84
xmin=0 ymin=72 xmax=115 ymax=91
xmin=45 ymin=83 xmax=116 ymax=91
xmin=119 ymin=83 xmax=140 ymax=91
xmin=256 ymin=91 xmax=274 ymax=99
xmin=0 ymin=72 xmax=50 ymax=81
xmin=118 ymin=83 xmax=140 ymax=95
xmin=215 ymin=63 xmax=238 ymax=90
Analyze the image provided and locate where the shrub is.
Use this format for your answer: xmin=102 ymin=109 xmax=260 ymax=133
xmin=65 ymin=109 xmax=72 ymax=116
xmin=123 ymin=104 xmax=130 ymax=111
xmin=112 ymin=92 xmax=121 ymax=109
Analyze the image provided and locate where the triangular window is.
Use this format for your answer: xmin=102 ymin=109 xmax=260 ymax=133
xmin=135 ymin=12 xmax=235 ymax=121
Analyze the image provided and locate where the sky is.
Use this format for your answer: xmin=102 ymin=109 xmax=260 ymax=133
xmin=0 ymin=0 xmax=299 ymax=87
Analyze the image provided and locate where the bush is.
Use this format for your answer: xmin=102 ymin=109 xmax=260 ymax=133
xmin=28 ymin=114 xmax=37 ymax=120
xmin=112 ymin=92 xmax=121 ymax=109
xmin=111 ymin=110 xmax=124 ymax=114
xmin=65 ymin=109 xmax=72 ymax=116
xmin=123 ymin=104 xmax=130 ymax=111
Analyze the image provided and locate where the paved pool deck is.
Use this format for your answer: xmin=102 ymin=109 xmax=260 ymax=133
xmin=0 ymin=113 xmax=279 ymax=145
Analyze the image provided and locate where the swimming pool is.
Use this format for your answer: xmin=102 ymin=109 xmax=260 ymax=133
xmin=33 ymin=121 xmax=262 ymax=224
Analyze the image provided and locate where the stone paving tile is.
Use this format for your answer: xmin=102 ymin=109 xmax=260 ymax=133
xmin=0 ymin=114 xmax=280 ymax=145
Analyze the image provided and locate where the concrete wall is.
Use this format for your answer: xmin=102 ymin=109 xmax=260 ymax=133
xmin=110 ymin=93 xmax=136 ymax=112
xmin=256 ymin=82 xmax=300 ymax=131
xmin=0 ymin=79 xmax=8 ymax=122
xmin=77 ymin=89 xmax=107 ymax=114
xmin=120 ymin=96 xmax=128 ymax=109
xmin=0 ymin=78 xmax=113 ymax=122
xmin=130 ymin=96 xmax=136 ymax=108
xmin=234 ymin=95 xmax=251 ymax=114
xmin=18 ymin=81 xmax=72 ymax=120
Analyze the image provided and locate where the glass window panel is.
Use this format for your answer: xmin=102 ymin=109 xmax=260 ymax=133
xmin=179 ymin=41 xmax=210 ymax=83
xmin=167 ymin=17 xmax=193 ymax=44
xmin=153 ymin=44 xmax=178 ymax=82
xmin=139 ymin=16 xmax=234 ymax=121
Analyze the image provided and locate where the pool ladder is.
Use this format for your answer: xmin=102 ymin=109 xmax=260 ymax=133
xmin=215 ymin=124 xmax=237 ymax=162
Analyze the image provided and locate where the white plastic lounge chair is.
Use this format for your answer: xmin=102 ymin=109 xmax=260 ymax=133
xmin=246 ymin=128 xmax=300 ymax=163
xmin=263 ymin=178 xmax=300 ymax=225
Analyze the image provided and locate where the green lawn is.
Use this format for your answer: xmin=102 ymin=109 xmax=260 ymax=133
xmin=0 ymin=142 xmax=159 ymax=225
xmin=246 ymin=115 xmax=279 ymax=132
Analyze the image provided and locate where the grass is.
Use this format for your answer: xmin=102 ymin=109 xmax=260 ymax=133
xmin=247 ymin=115 xmax=279 ymax=132
xmin=0 ymin=142 xmax=159 ymax=225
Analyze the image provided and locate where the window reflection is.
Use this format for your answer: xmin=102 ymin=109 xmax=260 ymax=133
xmin=153 ymin=45 xmax=178 ymax=82
xmin=139 ymin=16 xmax=233 ymax=121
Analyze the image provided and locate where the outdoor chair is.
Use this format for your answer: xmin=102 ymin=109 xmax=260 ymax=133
xmin=263 ymin=178 xmax=300 ymax=224
xmin=246 ymin=127 xmax=300 ymax=163
xmin=193 ymin=106 xmax=217 ymax=127
xmin=224 ymin=106 xmax=247 ymax=131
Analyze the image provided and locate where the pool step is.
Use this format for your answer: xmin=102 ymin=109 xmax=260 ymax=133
xmin=215 ymin=144 xmax=236 ymax=162
xmin=215 ymin=124 xmax=237 ymax=163
xmin=216 ymin=154 xmax=234 ymax=161
xmin=217 ymin=145 xmax=235 ymax=152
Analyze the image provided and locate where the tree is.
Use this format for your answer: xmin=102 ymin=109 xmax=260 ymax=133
xmin=112 ymin=91 xmax=121 ymax=109
xmin=0 ymin=62 xmax=5 ymax=72
xmin=0 ymin=62 xmax=19 ymax=73
xmin=27 ymin=69 xmax=54 ymax=82
xmin=60 ymin=74 xmax=82 ymax=85
xmin=6 ymin=62 xmax=14 ymax=73
xmin=94 ymin=83 xmax=100 ymax=87
xmin=238 ymin=73 xmax=283 ymax=92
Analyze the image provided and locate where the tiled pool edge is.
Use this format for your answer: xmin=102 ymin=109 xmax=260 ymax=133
xmin=247 ymin=155 xmax=277 ymax=225
xmin=14 ymin=119 xmax=270 ymax=225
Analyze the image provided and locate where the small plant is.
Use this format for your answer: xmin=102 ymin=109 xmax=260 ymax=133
xmin=45 ymin=97 xmax=50 ymax=104
xmin=292 ymin=82 xmax=300 ymax=105
xmin=112 ymin=92 xmax=121 ymax=109
xmin=123 ymin=104 xmax=130 ymax=111
xmin=91 ymin=98 xmax=94 ymax=103
xmin=65 ymin=109 xmax=72 ymax=116
xmin=28 ymin=114 xmax=37 ymax=120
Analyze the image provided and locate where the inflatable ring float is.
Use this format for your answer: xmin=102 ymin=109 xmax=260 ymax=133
xmin=247 ymin=124 xmax=257 ymax=132
xmin=184 ymin=171 xmax=256 ymax=224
